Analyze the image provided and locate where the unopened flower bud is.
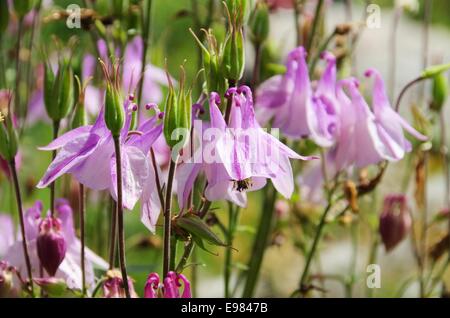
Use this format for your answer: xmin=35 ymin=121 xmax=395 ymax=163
xmin=37 ymin=216 xmax=67 ymax=277
xmin=101 ymin=60 xmax=125 ymax=137
xmin=249 ymin=1 xmax=270 ymax=45
xmin=379 ymin=194 xmax=412 ymax=252
xmin=430 ymin=72 xmax=448 ymax=113
xmin=103 ymin=269 xmax=138 ymax=298
xmin=44 ymin=59 xmax=74 ymax=122
xmin=0 ymin=100 xmax=19 ymax=162
xmin=163 ymin=67 xmax=192 ymax=149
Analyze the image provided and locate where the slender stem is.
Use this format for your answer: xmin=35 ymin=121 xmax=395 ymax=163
xmin=169 ymin=234 xmax=177 ymax=271
xmin=293 ymin=0 xmax=303 ymax=46
xmin=394 ymin=77 xmax=424 ymax=112
xmin=163 ymin=156 xmax=178 ymax=278
xmin=366 ymin=236 xmax=379 ymax=297
xmin=298 ymin=200 xmax=333 ymax=296
xmin=50 ymin=120 xmax=60 ymax=217
xmin=108 ymin=199 xmax=117 ymax=269
xmin=308 ymin=30 xmax=336 ymax=76
xmin=251 ymin=42 xmax=262 ymax=90
xmin=9 ymin=160 xmax=34 ymax=296
xmin=112 ymin=136 xmax=130 ymax=298
xmin=345 ymin=220 xmax=358 ymax=298
xmin=224 ymin=79 xmax=236 ymax=123
xmin=137 ymin=0 xmax=153 ymax=120
xmin=150 ymin=148 xmax=164 ymax=208
xmin=419 ymin=152 xmax=429 ymax=298
xmin=242 ymin=185 xmax=277 ymax=297
xmin=79 ymin=183 xmax=86 ymax=296
xmin=224 ymin=203 xmax=233 ymax=298
xmin=306 ymin=0 xmax=324 ymax=56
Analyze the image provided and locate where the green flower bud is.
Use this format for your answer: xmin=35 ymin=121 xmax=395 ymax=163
xmin=0 ymin=0 xmax=9 ymax=36
xmin=421 ymin=63 xmax=450 ymax=79
xmin=0 ymin=116 xmax=18 ymax=162
xmin=13 ymin=0 xmax=32 ymax=20
xmin=105 ymin=82 xmax=124 ymax=137
xmin=222 ymin=27 xmax=245 ymax=82
xmin=225 ymin=0 xmax=248 ymax=26
xmin=163 ymin=82 xmax=179 ymax=148
xmin=190 ymin=29 xmax=227 ymax=96
xmin=44 ymin=59 xmax=74 ymax=121
xmin=249 ymin=1 xmax=269 ymax=45
xmin=430 ymin=73 xmax=448 ymax=113
xmin=163 ymin=67 xmax=192 ymax=149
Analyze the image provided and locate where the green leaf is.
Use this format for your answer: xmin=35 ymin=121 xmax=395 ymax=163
xmin=191 ymin=235 xmax=218 ymax=256
xmin=176 ymin=214 xmax=227 ymax=247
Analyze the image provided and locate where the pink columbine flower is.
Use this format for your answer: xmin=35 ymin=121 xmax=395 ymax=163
xmin=379 ymin=194 xmax=412 ymax=252
xmin=177 ymin=87 xmax=315 ymax=209
xmin=37 ymin=98 xmax=163 ymax=213
xmin=1 ymin=200 xmax=108 ymax=291
xmin=256 ymin=47 xmax=339 ymax=147
xmin=144 ymin=271 xmax=191 ymax=298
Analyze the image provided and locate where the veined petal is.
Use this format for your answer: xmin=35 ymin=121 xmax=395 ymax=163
xmin=110 ymin=145 xmax=149 ymax=210
xmin=38 ymin=126 xmax=92 ymax=151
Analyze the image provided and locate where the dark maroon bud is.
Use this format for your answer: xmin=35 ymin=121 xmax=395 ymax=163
xmin=379 ymin=194 xmax=412 ymax=252
xmin=37 ymin=217 xmax=67 ymax=277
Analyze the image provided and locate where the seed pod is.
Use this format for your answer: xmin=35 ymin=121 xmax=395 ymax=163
xmin=44 ymin=59 xmax=74 ymax=121
xmin=0 ymin=115 xmax=18 ymax=162
xmin=421 ymin=63 xmax=450 ymax=79
xmin=222 ymin=27 xmax=245 ymax=81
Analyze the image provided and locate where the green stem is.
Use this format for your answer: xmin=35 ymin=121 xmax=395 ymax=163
xmin=10 ymin=160 xmax=34 ymax=297
xmin=163 ymin=156 xmax=178 ymax=278
xmin=306 ymin=0 xmax=324 ymax=56
xmin=169 ymin=234 xmax=177 ymax=271
xmin=79 ymin=183 xmax=86 ymax=296
xmin=113 ymin=136 xmax=130 ymax=298
xmin=298 ymin=200 xmax=333 ymax=296
xmin=50 ymin=120 xmax=60 ymax=217
xmin=251 ymin=42 xmax=262 ymax=89
xmin=224 ymin=203 xmax=239 ymax=298
xmin=308 ymin=30 xmax=336 ymax=76
xmin=108 ymin=198 xmax=117 ymax=269
xmin=242 ymin=185 xmax=277 ymax=297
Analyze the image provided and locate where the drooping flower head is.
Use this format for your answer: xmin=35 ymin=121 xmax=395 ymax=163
xmin=177 ymin=86 xmax=316 ymax=209
xmin=379 ymin=194 xmax=412 ymax=252
xmin=36 ymin=216 xmax=67 ymax=277
xmin=256 ymin=47 xmax=339 ymax=147
xmin=144 ymin=271 xmax=191 ymax=298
